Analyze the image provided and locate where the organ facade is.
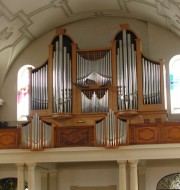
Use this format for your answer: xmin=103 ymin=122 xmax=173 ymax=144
xmin=1 ymin=24 xmax=173 ymax=150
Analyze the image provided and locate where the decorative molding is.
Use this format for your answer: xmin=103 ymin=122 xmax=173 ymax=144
xmin=0 ymin=0 xmax=180 ymax=83
xmin=0 ymin=27 xmax=12 ymax=40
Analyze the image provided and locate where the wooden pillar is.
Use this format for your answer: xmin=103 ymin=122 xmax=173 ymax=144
xmin=136 ymin=38 xmax=143 ymax=111
xmin=48 ymin=45 xmax=53 ymax=114
xmin=111 ymin=41 xmax=118 ymax=112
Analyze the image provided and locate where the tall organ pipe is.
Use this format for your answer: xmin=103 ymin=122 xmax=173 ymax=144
xmin=52 ymin=34 xmax=72 ymax=113
xmin=116 ymin=29 xmax=137 ymax=110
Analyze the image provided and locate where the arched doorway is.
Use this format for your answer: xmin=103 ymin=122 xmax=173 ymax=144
xmin=157 ymin=173 xmax=180 ymax=190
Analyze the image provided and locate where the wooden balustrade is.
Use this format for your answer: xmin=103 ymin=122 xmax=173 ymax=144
xmin=0 ymin=127 xmax=20 ymax=149
xmin=129 ymin=122 xmax=180 ymax=144
xmin=0 ymin=121 xmax=180 ymax=149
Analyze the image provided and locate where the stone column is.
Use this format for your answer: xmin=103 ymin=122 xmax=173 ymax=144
xmin=129 ymin=160 xmax=138 ymax=190
xmin=49 ymin=170 xmax=57 ymax=190
xmin=117 ymin=160 xmax=127 ymax=190
xmin=41 ymin=171 xmax=48 ymax=190
xmin=27 ymin=163 xmax=36 ymax=190
xmin=138 ymin=166 xmax=146 ymax=190
xmin=16 ymin=163 xmax=25 ymax=190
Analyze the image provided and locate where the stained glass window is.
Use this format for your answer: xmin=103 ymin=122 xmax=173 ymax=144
xmin=169 ymin=55 xmax=180 ymax=114
xmin=17 ymin=65 xmax=34 ymax=121
xmin=157 ymin=173 xmax=180 ymax=190
xmin=0 ymin=178 xmax=17 ymax=190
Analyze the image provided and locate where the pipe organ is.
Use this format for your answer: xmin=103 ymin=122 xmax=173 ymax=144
xmin=23 ymin=24 xmax=166 ymax=150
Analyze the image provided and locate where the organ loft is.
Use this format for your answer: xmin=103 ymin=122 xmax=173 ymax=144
xmin=13 ymin=23 xmax=178 ymax=151
xmin=18 ymin=23 xmax=168 ymax=150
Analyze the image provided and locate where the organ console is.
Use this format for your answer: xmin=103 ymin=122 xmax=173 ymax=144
xmin=20 ymin=24 xmax=167 ymax=150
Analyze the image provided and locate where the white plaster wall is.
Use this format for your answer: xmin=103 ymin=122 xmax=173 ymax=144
xmin=0 ymin=30 xmax=54 ymax=123
xmin=0 ymin=164 xmax=17 ymax=179
xmin=0 ymin=16 xmax=180 ymax=123
xmin=146 ymin=165 xmax=180 ymax=190
xmin=58 ymin=162 xmax=118 ymax=190
xmin=0 ymin=164 xmax=42 ymax=189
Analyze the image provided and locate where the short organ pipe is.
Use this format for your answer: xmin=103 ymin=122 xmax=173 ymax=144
xmin=142 ymin=56 xmax=161 ymax=104
xmin=31 ymin=62 xmax=48 ymax=110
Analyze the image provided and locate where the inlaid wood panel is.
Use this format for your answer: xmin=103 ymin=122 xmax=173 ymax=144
xmin=162 ymin=123 xmax=180 ymax=143
xmin=0 ymin=128 xmax=19 ymax=148
xmin=129 ymin=124 xmax=160 ymax=144
xmin=54 ymin=125 xmax=94 ymax=147
xmin=129 ymin=122 xmax=180 ymax=144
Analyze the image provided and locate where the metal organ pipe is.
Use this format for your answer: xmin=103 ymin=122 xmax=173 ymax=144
xmin=22 ymin=122 xmax=31 ymax=148
xmin=21 ymin=114 xmax=52 ymax=150
xmin=116 ymin=30 xmax=138 ymax=111
xmin=142 ymin=56 xmax=161 ymax=104
xmin=76 ymin=50 xmax=112 ymax=86
xmin=95 ymin=109 xmax=127 ymax=147
xmin=117 ymin=119 xmax=127 ymax=144
xmin=31 ymin=62 xmax=48 ymax=110
xmin=77 ymin=50 xmax=112 ymax=113
xmin=52 ymin=34 xmax=72 ymax=113
xmin=105 ymin=109 xmax=116 ymax=147
xmin=96 ymin=120 xmax=105 ymax=145
xmin=43 ymin=122 xmax=52 ymax=148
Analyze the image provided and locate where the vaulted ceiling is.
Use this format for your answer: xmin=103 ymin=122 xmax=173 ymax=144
xmin=0 ymin=0 xmax=180 ymax=83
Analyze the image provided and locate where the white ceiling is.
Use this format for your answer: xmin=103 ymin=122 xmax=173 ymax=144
xmin=0 ymin=0 xmax=180 ymax=82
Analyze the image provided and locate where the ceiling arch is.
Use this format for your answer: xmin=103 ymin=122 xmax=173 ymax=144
xmin=0 ymin=0 xmax=180 ymax=83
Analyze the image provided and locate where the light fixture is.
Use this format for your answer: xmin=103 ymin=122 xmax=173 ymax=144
xmin=0 ymin=99 xmax=5 ymax=107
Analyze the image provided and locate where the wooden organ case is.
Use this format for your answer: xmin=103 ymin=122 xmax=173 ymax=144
xmin=21 ymin=24 xmax=167 ymax=150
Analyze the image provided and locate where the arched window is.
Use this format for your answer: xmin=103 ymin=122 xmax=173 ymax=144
xmin=157 ymin=173 xmax=180 ymax=189
xmin=0 ymin=177 xmax=17 ymax=189
xmin=169 ymin=55 xmax=180 ymax=114
xmin=17 ymin=65 xmax=34 ymax=121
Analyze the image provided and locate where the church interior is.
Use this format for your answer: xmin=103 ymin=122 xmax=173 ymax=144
xmin=0 ymin=0 xmax=180 ymax=190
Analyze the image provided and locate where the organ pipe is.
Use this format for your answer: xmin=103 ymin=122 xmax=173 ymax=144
xmin=29 ymin=26 xmax=164 ymax=115
xmin=76 ymin=50 xmax=112 ymax=86
xmin=31 ymin=62 xmax=48 ymax=110
xmin=142 ymin=56 xmax=161 ymax=104
xmin=76 ymin=50 xmax=112 ymax=113
xmin=95 ymin=109 xmax=127 ymax=147
xmin=116 ymin=29 xmax=138 ymax=111
xmin=21 ymin=114 xmax=52 ymax=150
xmin=52 ymin=35 xmax=72 ymax=113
